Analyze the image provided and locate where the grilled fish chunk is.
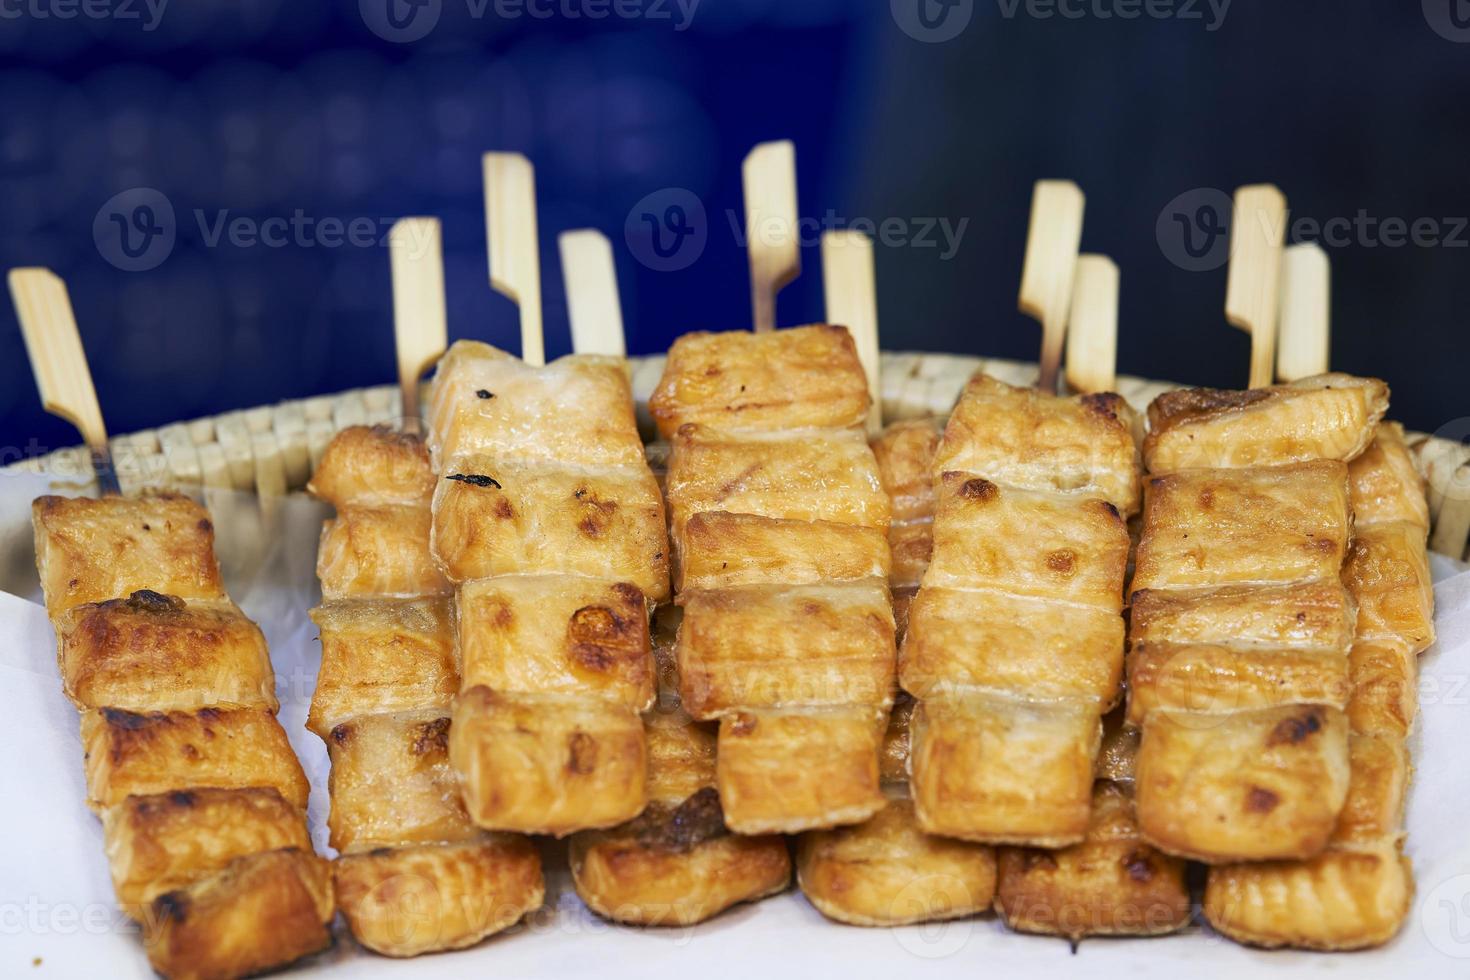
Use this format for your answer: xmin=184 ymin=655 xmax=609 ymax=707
xmin=1342 ymin=520 xmax=1435 ymax=654
xmin=307 ymin=597 xmax=457 ymax=738
xmin=666 ymin=424 xmax=890 ymax=558
xmin=677 ymin=579 xmax=895 ymax=717
xmin=677 ymin=511 xmax=889 ymax=592
xmin=142 ymin=847 xmax=333 ymax=980
xmin=1143 ymin=373 xmax=1389 ymax=473
xmin=317 ymin=505 xmax=449 ymax=599
xmin=305 ymin=424 xmax=437 ymax=507
xmin=648 ymin=324 xmax=871 ymax=439
xmin=1131 ymin=461 xmax=1352 ymax=594
xmin=1130 ymin=581 xmax=1356 ymax=652
xmin=924 ymin=474 xmax=1129 ymax=611
xmin=932 ymin=375 xmax=1141 ymax=515
xmin=450 ymin=687 xmax=646 ymax=836
xmin=33 ymin=492 xmax=224 ymax=617
xmin=324 ymin=709 xmax=481 ymax=854
xmin=910 ymin=694 xmax=1101 ymax=847
xmin=102 ymin=787 xmax=310 ymax=909
xmin=431 ymin=456 xmax=668 ymax=600
xmin=56 ymin=593 xmax=276 ymax=713
xmin=1347 ymin=421 xmax=1429 ymax=530
xmin=1134 ymin=703 xmax=1351 ymax=862
xmin=426 ymin=341 xmax=647 ymax=471
xmin=334 ymin=837 xmax=544 ymax=957
xmin=82 ymin=705 xmax=310 ymax=812
xmin=995 ymin=783 xmax=1190 ymax=940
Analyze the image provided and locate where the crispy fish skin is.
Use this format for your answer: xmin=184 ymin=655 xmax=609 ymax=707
xmin=1342 ymin=520 xmax=1436 ymax=653
xmin=103 ymin=787 xmax=311 ymax=910
xmin=665 ymin=424 xmax=891 ymax=557
xmin=450 ymin=686 xmax=647 ymax=836
xmin=317 ymin=505 xmax=450 ymax=599
xmin=994 ymin=783 xmax=1190 ymax=940
xmin=307 ymin=597 xmax=457 ymax=738
xmin=1134 ymin=704 xmax=1351 ymax=863
xmin=56 ymin=594 xmax=277 ymax=713
xmin=82 ymin=705 xmax=311 ymax=812
xmin=142 ymin=847 xmax=334 ymax=980
xmin=932 ymin=375 xmax=1141 ymax=516
xmin=648 ymin=324 xmax=871 ymax=439
xmin=1143 ymin=373 xmax=1389 ymax=473
xmin=676 ymin=580 xmax=896 ymax=717
xmin=333 ymin=837 xmax=545 ymax=957
xmin=798 ymin=798 xmax=997 ymax=927
xmin=305 ymin=424 xmax=437 ymax=508
xmin=910 ymin=694 xmax=1100 ymax=847
xmin=1130 ymin=461 xmax=1352 ymax=594
xmin=430 ymin=456 xmax=668 ymax=600
xmin=426 ymin=341 xmax=646 ymax=471
xmin=33 ymin=492 xmax=225 ymax=617
xmin=677 ymin=511 xmax=889 ymax=593
xmin=715 ymin=705 xmax=887 ymax=835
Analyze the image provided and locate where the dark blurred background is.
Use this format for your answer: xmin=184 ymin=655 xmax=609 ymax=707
xmin=1 ymin=0 xmax=1466 ymax=456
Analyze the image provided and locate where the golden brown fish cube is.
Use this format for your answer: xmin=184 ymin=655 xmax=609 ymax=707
xmin=316 ymin=504 xmax=449 ymax=599
xmin=649 ymin=325 xmax=871 ymax=439
xmin=1131 ymin=461 xmax=1351 ymax=594
xmin=933 ymin=375 xmax=1140 ymax=514
xmin=431 ymin=457 xmax=668 ymax=600
xmin=909 ymin=694 xmax=1100 ymax=847
xmin=1134 ymin=704 xmax=1351 ymax=863
xmin=307 ymin=597 xmax=457 ymax=738
xmin=1143 ymin=374 xmax=1388 ymax=473
xmin=57 ymin=594 xmax=276 ymax=713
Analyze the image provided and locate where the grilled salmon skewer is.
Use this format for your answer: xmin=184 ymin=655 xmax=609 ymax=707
xmin=17 ymin=268 xmax=332 ymax=980
xmin=305 ymin=218 xmax=543 ymax=956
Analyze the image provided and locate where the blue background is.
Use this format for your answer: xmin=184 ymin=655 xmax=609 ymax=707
xmin=2 ymin=0 xmax=1467 ymax=457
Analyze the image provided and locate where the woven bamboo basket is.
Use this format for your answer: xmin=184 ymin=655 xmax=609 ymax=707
xmin=6 ymin=351 xmax=1469 ymax=562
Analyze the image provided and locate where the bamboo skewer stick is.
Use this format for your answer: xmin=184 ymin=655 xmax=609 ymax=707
xmin=742 ymin=140 xmax=800 ymax=333
xmin=8 ymin=267 xmax=119 ymax=495
xmin=483 ymin=152 xmax=545 ymax=366
xmin=1224 ymin=184 xmax=1287 ymax=388
xmin=1018 ymin=180 xmax=1086 ymax=394
xmin=1275 ymin=242 xmax=1330 ymax=382
xmin=388 ymin=217 xmax=448 ymax=430
xmin=559 ymin=230 xmax=627 ymax=357
xmin=1065 ymin=253 xmax=1120 ymax=395
xmin=821 ymin=230 xmax=882 ymax=433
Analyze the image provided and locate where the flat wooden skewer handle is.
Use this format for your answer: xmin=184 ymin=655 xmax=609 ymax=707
xmin=742 ymin=140 xmax=800 ymax=333
xmin=1225 ymin=183 xmax=1287 ymax=388
xmin=559 ymin=230 xmax=626 ymax=357
xmin=388 ymin=217 xmax=448 ymax=429
xmin=821 ymin=230 xmax=881 ymax=433
xmin=1065 ymin=253 xmax=1119 ymax=395
xmin=1275 ymin=242 xmax=1330 ymax=382
xmin=1018 ymin=180 xmax=1086 ymax=394
xmin=8 ymin=267 xmax=118 ymax=494
xmin=483 ymin=152 xmax=545 ymax=366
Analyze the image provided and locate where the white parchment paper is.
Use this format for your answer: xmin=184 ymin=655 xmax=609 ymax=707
xmin=3 ymin=471 xmax=1469 ymax=978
